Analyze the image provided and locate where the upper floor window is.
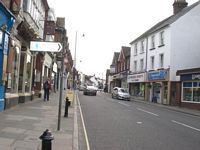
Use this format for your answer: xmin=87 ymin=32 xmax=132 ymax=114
xmin=141 ymin=40 xmax=145 ymax=53
xmin=134 ymin=61 xmax=137 ymax=72
xmin=126 ymin=59 xmax=130 ymax=70
xmin=159 ymin=54 xmax=164 ymax=68
xmin=150 ymin=56 xmax=155 ymax=70
xmin=159 ymin=31 xmax=165 ymax=46
xmin=140 ymin=59 xmax=144 ymax=71
xmin=151 ymin=35 xmax=155 ymax=49
xmin=134 ymin=43 xmax=138 ymax=55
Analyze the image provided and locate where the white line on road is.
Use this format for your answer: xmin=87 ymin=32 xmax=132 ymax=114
xmin=77 ymin=94 xmax=91 ymax=150
xmin=118 ymin=102 xmax=130 ymax=107
xmin=171 ymin=120 xmax=200 ymax=132
xmin=137 ymin=107 xmax=159 ymax=116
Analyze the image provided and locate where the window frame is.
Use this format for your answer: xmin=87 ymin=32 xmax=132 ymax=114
xmin=159 ymin=53 xmax=164 ymax=68
xmin=150 ymin=56 xmax=155 ymax=70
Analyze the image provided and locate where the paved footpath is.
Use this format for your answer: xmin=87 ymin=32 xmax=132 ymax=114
xmin=0 ymin=91 xmax=75 ymax=150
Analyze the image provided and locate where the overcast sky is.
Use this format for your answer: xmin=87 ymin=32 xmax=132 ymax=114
xmin=47 ymin=0 xmax=197 ymax=78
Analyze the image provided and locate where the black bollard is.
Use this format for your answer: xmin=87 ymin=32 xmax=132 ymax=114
xmin=64 ymin=97 xmax=69 ymax=117
xmin=64 ymin=97 xmax=70 ymax=117
xmin=39 ymin=129 xmax=54 ymax=150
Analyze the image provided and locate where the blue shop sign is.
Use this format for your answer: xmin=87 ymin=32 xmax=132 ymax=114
xmin=148 ymin=70 xmax=167 ymax=81
xmin=181 ymin=74 xmax=200 ymax=81
xmin=0 ymin=2 xmax=15 ymax=32
xmin=0 ymin=86 xmax=4 ymax=111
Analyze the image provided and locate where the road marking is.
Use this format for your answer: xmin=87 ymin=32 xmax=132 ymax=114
xmin=77 ymin=94 xmax=91 ymax=150
xmin=137 ymin=108 xmax=159 ymax=116
xmin=171 ymin=120 xmax=200 ymax=132
xmin=137 ymin=122 xmax=143 ymax=124
xmin=118 ymin=102 xmax=130 ymax=107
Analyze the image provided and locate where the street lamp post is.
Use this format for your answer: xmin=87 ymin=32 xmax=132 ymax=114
xmin=73 ymin=31 xmax=77 ymax=90
xmin=56 ymin=27 xmax=66 ymax=131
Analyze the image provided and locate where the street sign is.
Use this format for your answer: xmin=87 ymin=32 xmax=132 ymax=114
xmin=30 ymin=41 xmax=62 ymax=52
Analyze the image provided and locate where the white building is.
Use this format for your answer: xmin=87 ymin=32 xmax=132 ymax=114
xmin=129 ymin=0 xmax=200 ymax=106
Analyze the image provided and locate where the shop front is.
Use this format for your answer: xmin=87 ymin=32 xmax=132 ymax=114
xmin=127 ymin=73 xmax=145 ymax=100
xmin=146 ymin=69 xmax=169 ymax=104
xmin=178 ymin=71 xmax=200 ymax=110
xmin=0 ymin=2 xmax=15 ymax=111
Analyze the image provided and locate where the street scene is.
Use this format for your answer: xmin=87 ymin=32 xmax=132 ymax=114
xmin=77 ymin=91 xmax=200 ymax=150
xmin=0 ymin=0 xmax=200 ymax=150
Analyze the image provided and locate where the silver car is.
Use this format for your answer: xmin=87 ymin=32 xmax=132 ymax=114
xmin=112 ymin=87 xmax=130 ymax=101
xmin=83 ymin=85 xmax=97 ymax=96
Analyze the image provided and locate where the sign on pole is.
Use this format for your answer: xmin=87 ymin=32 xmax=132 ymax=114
xmin=30 ymin=41 xmax=62 ymax=52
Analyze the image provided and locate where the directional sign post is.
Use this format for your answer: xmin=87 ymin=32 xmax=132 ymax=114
xmin=30 ymin=41 xmax=62 ymax=52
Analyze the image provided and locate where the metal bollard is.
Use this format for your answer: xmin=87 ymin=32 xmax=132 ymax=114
xmin=39 ymin=129 xmax=54 ymax=150
xmin=64 ymin=97 xmax=69 ymax=117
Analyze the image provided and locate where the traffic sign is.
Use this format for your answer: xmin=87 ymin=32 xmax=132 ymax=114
xmin=30 ymin=41 xmax=62 ymax=52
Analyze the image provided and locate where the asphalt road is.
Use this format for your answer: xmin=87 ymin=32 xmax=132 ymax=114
xmin=77 ymin=91 xmax=200 ymax=150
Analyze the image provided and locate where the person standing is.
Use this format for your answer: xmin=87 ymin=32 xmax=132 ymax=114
xmin=43 ymin=79 xmax=50 ymax=101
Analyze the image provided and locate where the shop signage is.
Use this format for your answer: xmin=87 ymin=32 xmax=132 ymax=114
xmin=0 ymin=86 xmax=4 ymax=111
xmin=192 ymin=74 xmax=200 ymax=80
xmin=0 ymin=30 xmax=3 ymax=45
xmin=30 ymin=41 xmax=62 ymax=52
xmin=181 ymin=74 xmax=200 ymax=81
xmin=3 ymin=33 xmax=9 ymax=54
xmin=127 ymin=73 xmax=145 ymax=83
xmin=148 ymin=70 xmax=167 ymax=81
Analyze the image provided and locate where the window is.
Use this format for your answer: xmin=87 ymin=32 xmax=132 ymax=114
xmin=159 ymin=54 xmax=164 ymax=68
xmin=182 ymin=82 xmax=200 ymax=102
xmin=134 ymin=43 xmax=138 ymax=55
xmin=141 ymin=40 xmax=144 ymax=53
xmin=134 ymin=61 xmax=137 ymax=72
xmin=140 ymin=59 xmax=144 ymax=71
xmin=159 ymin=31 xmax=164 ymax=46
xmin=151 ymin=35 xmax=155 ymax=49
xmin=150 ymin=56 xmax=155 ymax=70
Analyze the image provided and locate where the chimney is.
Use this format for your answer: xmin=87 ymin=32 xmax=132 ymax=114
xmin=173 ymin=0 xmax=188 ymax=15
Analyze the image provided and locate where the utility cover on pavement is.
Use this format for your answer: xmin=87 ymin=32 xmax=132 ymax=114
xmin=30 ymin=41 xmax=62 ymax=52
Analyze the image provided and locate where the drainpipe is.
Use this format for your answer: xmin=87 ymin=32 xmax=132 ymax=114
xmin=145 ymin=37 xmax=149 ymax=101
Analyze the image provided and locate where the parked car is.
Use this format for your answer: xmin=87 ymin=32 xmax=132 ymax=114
xmin=83 ymin=85 xmax=97 ymax=96
xmin=112 ymin=87 xmax=130 ymax=101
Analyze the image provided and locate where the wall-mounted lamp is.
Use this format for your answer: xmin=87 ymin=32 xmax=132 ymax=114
xmin=0 ymin=24 xmax=8 ymax=31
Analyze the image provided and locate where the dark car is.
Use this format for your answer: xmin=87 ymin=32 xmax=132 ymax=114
xmin=83 ymin=86 xmax=97 ymax=96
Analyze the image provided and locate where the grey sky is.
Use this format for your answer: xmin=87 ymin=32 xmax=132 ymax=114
xmin=48 ymin=0 xmax=197 ymax=78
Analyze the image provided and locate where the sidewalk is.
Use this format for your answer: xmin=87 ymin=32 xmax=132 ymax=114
xmin=0 ymin=91 xmax=75 ymax=150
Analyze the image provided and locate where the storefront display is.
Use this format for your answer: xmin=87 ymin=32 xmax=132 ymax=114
xmin=128 ymin=73 xmax=145 ymax=97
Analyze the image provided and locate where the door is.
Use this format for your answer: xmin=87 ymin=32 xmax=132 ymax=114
xmin=153 ymin=83 xmax=161 ymax=103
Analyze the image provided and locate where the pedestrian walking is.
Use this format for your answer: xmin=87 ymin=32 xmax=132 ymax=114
xmin=43 ymin=79 xmax=51 ymax=101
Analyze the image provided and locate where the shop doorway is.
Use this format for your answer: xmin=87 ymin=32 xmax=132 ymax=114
xmin=153 ymin=82 xmax=162 ymax=103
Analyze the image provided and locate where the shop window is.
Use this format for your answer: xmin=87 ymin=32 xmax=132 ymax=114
xmin=183 ymin=88 xmax=192 ymax=101
xmin=193 ymin=82 xmax=200 ymax=102
xmin=193 ymin=88 xmax=200 ymax=102
xmin=182 ymin=82 xmax=200 ymax=103
xmin=18 ymin=53 xmax=25 ymax=92
xmin=164 ymin=82 xmax=168 ymax=99
xmin=10 ymin=47 xmax=20 ymax=93
xmin=25 ymin=54 xmax=32 ymax=92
